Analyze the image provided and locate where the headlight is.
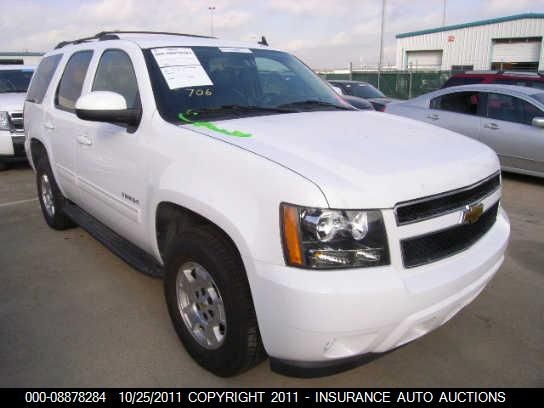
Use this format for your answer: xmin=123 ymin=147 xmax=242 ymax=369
xmin=0 ymin=111 xmax=9 ymax=131
xmin=281 ymin=203 xmax=390 ymax=269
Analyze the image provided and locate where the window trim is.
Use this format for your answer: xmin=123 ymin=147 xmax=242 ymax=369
xmin=54 ymin=50 xmax=94 ymax=114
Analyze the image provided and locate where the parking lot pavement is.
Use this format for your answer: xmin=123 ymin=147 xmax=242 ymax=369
xmin=0 ymin=163 xmax=543 ymax=387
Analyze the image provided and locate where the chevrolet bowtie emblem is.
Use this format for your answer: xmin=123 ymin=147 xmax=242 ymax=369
xmin=461 ymin=203 xmax=484 ymax=225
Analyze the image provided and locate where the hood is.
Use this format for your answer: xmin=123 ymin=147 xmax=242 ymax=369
xmin=181 ymin=111 xmax=500 ymax=208
xmin=0 ymin=93 xmax=26 ymax=112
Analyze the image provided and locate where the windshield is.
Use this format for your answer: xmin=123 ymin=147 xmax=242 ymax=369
xmin=0 ymin=69 xmax=34 ymax=93
xmin=144 ymin=47 xmax=352 ymax=123
xmin=342 ymin=83 xmax=385 ymax=99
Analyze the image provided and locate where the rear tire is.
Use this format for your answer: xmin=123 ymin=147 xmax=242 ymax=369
xmin=164 ymin=225 xmax=265 ymax=377
xmin=35 ymin=153 xmax=75 ymax=230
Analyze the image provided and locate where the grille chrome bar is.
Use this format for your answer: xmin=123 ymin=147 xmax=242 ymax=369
xmin=394 ymin=172 xmax=501 ymax=226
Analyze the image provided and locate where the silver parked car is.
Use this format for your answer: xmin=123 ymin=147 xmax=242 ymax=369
xmin=386 ymin=84 xmax=544 ymax=178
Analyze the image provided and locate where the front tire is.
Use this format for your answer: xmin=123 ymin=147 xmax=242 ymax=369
xmin=36 ymin=154 xmax=75 ymax=230
xmin=0 ymin=161 xmax=7 ymax=171
xmin=164 ymin=225 xmax=265 ymax=377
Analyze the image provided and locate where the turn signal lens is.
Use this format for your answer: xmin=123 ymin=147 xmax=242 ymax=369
xmin=282 ymin=205 xmax=303 ymax=266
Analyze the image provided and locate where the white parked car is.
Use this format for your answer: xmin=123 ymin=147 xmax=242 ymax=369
xmin=0 ymin=65 xmax=34 ymax=170
xmin=24 ymin=31 xmax=510 ymax=377
xmin=386 ymin=84 xmax=544 ymax=178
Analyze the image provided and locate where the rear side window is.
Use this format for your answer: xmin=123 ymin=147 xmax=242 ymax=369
xmin=443 ymin=76 xmax=483 ymax=87
xmin=92 ymin=49 xmax=140 ymax=109
xmin=26 ymin=54 xmax=62 ymax=104
xmin=55 ymin=51 xmax=93 ymax=112
xmin=430 ymin=91 xmax=480 ymax=115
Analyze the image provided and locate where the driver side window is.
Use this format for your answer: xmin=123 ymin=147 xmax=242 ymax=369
xmin=92 ymin=49 xmax=140 ymax=110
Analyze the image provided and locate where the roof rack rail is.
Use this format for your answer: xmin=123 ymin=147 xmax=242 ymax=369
xmin=54 ymin=30 xmax=216 ymax=49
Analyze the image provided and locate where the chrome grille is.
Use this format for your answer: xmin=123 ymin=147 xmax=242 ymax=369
xmin=8 ymin=112 xmax=24 ymax=132
xmin=401 ymin=202 xmax=499 ymax=268
xmin=394 ymin=172 xmax=501 ymax=226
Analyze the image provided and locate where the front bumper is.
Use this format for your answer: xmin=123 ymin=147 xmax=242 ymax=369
xmin=0 ymin=132 xmax=27 ymax=162
xmin=250 ymin=207 xmax=509 ymax=368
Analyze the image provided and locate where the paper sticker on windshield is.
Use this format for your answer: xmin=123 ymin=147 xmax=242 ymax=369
xmin=219 ymin=47 xmax=252 ymax=53
xmin=160 ymin=66 xmax=213 ymax=89
xmin=152 ymin=47 xmax=213 ymax=90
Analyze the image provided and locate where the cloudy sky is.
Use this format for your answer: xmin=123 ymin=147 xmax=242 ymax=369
xmin=0 ymin=0 xmax=542 ymax=69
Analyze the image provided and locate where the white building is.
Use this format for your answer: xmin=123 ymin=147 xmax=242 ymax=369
xmin=396 ymin=13 xmax=544 ymax=72
xmin=0 ymin=51 xmax=43 ymax=66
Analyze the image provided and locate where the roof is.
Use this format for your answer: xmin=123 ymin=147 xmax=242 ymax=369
xmin=0 ymin=65 xmax=35 ymax=70
xmin=0 ymin=52 xmax=44 ymax=57
xmin=52 ymin=31 xmax=273 ymax=52
xmin=396 ymin=13 xmax=544 ymax=39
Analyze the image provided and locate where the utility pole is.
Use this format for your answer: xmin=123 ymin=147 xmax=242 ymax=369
xmin=377 ymin=0 xmax=386 ymax=90
xmin=442 ymin=0 xmax=447 ymax=27
xmin=208 ymin=6 xmax=216 ymax=36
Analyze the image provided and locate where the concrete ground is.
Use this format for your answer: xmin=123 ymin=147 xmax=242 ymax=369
xmin=1 ymin=163 xmax=543 ymax=387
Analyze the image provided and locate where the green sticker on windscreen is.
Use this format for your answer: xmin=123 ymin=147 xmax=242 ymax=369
xmin=178 ymin=112 xmax=252 ymax=138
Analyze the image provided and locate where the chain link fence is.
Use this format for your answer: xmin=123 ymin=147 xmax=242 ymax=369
xmin=322 ymin=71 xmax=453 ymax=100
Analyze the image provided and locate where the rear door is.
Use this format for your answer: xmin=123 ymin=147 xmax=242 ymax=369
xmin=479 ymin=92 xmax=544 ymax=173
xmin=422 ymin=91 xmax=482 ymax=140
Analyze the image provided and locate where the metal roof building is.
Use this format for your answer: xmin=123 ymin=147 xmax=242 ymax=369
xmin=395 ymin=13 xmax=544 ymax=72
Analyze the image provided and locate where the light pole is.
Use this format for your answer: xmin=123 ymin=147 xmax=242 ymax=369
xmin=442 ymin=0 xmax=447 ymax=27
xmin=208 ymin=6 xmax=216 ymax=37
xmin=377 ymin=0 xmax=386 ymax=90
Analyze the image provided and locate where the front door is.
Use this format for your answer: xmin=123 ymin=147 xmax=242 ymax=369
xmin=75 ymin=47 xmax=149 ymax=251
xmin=479 ymin=92 xmax=544 ymax=174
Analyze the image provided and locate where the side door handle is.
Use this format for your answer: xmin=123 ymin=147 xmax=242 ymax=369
xmin=76 ymin=134 xmax=92 ymax=146
xmin=43 ymin=122 xmax=55 ymax=130
xmin=426 ymin=113 xmax=439 ymax=120
xmin=484 ymin=122 xmax=499 ymax=130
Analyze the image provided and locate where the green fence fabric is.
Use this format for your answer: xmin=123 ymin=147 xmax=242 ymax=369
xmin=323 ymin=71 xmax=452 ymax=100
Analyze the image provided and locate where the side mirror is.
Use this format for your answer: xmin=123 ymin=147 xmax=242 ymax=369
xmin=532 ymin=117 xmax=544 ymax=128
xmin=75 ymin=91 xmax=140 ymax=126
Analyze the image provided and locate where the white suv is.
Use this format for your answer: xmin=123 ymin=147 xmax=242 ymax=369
xmin=0 ymin=65 xmax=34 ymax=170
xmin=24 ymin=31 xmax=510 ymax=377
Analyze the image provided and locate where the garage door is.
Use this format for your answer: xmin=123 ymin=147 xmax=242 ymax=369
xmin=406 ymin=50 xmax=443 ymax=70
xmin=492 ymin=39 xmax=541 ymax=63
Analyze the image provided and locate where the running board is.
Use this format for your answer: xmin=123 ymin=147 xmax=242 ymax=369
xmin=63 ymin=203 xmax=164 ymax=278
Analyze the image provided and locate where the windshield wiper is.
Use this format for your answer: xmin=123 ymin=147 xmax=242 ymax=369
xmin=193 ymin=104 xmax=297 ymax=117
xmin=278 ymin=100 xmax=353 ymax=111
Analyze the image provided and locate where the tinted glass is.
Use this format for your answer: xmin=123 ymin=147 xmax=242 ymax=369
xmin=55 ymin=51 xmax=93 ymax=112
xmin=92 ymin=50 xmax=140 ymax=109
xmin=485 ymin=93 xmax=543 ymax=125
xmin=144 ymin=47 xmax=350 ymax=123
xmin=430 ymin=91 xmax=480 ymax=115
xmin=27 ymin=55 xmax=62 ymax=103
xmin=0 ymin=69 xmax=34 ymax=93
xmin=443 ymin=77 xmax=483 ymax=87
xmin=344 ymin=83 xmax=385 ymax=99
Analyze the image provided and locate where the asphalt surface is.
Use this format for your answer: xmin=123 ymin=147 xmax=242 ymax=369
xmin=1 ymin=163 xmax=543 ymax=387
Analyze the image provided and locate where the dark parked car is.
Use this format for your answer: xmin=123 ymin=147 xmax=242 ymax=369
xmin=442 ymin=71 xmax=544 ymax=90
xmin=341 ymin=94 xmax=374 ymax=110
xmin=329 ymin=80 xmax=396 ymax=111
